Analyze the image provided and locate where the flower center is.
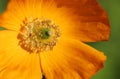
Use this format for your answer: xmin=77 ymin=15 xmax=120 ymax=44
xmin=40 ymin=28 xmax=51 ymax=39
xmin=18 ymin=17 xmax=60 ymax=53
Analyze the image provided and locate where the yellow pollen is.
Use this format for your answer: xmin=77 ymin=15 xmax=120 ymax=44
xmin=18 ymin=17 xmax=61 ymax=53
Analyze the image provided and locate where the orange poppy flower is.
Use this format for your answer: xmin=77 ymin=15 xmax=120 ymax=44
xmin=0 ymin=0 xmax=110 ymax=79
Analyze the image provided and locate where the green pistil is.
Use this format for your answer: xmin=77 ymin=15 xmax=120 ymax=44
xmin=40 ymin=28 xmax=51 ymax=39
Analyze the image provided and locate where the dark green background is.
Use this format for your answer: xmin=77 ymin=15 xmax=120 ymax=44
xmin=0 ymin=0 xmax=120 ymax=79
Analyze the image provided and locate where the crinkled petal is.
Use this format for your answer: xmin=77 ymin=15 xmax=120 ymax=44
xmin=40 ymin=38 xmax=106 ymax=79
xmin=54 ymin=0 xmax=110 ymax=42
xmin=0 ymin=30 xmax=42 ymax=79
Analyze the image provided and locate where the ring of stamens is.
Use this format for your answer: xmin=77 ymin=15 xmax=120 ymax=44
xmin=18 ymin=17 xmax=60 ymax=53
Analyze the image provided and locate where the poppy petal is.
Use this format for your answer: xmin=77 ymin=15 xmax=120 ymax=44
xmin=0 ymin=30 xmax=42 ymax=79
xmin=53 ymin=0 xmax=110 ymax=42
xmin=0 ymin=0 xmax=42 ymax=31
xmin=40 ymin=38 xmax=106 ymax=79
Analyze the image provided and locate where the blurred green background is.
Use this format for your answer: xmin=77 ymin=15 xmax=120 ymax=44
xmin=0 ymin=0 xmax=120 ymax=79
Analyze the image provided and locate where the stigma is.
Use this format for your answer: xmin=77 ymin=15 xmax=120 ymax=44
xmin=18 ymin=17 xmax=60 ymax=53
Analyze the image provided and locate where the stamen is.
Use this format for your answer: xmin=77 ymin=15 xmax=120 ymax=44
xmin=18 ymin=17 xmax=61 ymax=53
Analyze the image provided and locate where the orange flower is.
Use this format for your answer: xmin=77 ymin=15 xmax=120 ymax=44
xmin=0 ymin=0 xmax=110 ymax=79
